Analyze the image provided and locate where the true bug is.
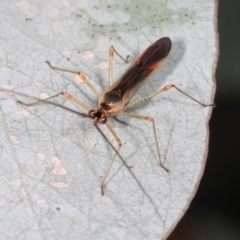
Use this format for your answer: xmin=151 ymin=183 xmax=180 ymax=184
xmin=17 ymin=37 xmax=214 ymax=195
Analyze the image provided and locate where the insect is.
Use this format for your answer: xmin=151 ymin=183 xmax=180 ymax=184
xmin=17 ymin=37 xmax=214 ymax=195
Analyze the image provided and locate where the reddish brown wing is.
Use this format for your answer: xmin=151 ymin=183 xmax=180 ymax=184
xmin=137 ymin=37 xmax=172 ymax=70
xmin=103 ymin=37 xmax=172 ymax=107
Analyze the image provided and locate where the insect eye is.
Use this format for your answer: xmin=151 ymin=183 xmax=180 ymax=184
xmin=88 ymin=110 xmax=95 ymax=117
xmin=100 ymin=116 xmax=107 ymax=124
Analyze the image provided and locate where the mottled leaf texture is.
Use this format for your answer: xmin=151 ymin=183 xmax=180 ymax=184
xmin=0 ymin=1 xmax=217 ymax=240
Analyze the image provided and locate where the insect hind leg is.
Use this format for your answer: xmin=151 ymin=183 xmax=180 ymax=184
xmin=127 ymin=84 xmax=215 ymax=109
xmin=108 ymin=46 xmax=130 ymax=86
xmin=121 ymin=112 xmax=169 ymax=172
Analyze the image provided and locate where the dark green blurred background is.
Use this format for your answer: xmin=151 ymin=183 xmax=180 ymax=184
xmin=168 ymin=1 xmax=240 ymax=239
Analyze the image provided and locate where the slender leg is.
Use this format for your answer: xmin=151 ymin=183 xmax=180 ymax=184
xmin=46 ymin=61 xmax=100 ymax=96
xmin=127 ymin=84 xmax=215 ymax=109
xmin=17 ymin=92 xmax=91 ymax=111
xmin=121 ymin=112 xmax=169 ymax=172
xmin=18 ymin=91 xmax=122 ymax=195
xmin=100 ymin=122 xmax=122 ymax=195
xmin=108 ymin=46 xmax=129 ymax=86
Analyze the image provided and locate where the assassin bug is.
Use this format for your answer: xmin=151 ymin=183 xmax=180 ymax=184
xmin=17 ymin=37 xmax=214 ymax=195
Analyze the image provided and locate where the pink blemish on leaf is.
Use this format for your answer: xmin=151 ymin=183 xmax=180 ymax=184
xmin=49 ymin=182 xmax=70 ymax=189
xmin=36 ymin=199 xmax=46 ymax=207
xmin=40 ymin=93 xmax=49 ymax=100
xmin=17 ymin=108 xmax=30 ymax=117
xmin=94 ymin=61 xmax=109 ymax=70
xmin=74 ymin=74 xmax=84 ymax=84
xmin=50 ymin=156 xmax=67 ymax=175
xmin=1 ymin=84 xmax=16 ymax=98
xmin=1 ymin=84 xmax=13 ymax=91
xmin=8 ymin=132 xmax=19 ymax=144
xmin=37 ymin=153 xmax=45 ymax=161
xmin=82 ymin=51 xmax=94 ymax=60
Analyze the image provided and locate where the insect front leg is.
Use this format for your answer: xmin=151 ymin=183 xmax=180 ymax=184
xmin=17 ymin=92 xmax=91 ymax=111
xmin=46 ymin=61 xmax=100 ymax=97
xmin=121 ymin=112 xmax=169 ymax=172
xmin=100 ymin=122 xmax=122 ymax=195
